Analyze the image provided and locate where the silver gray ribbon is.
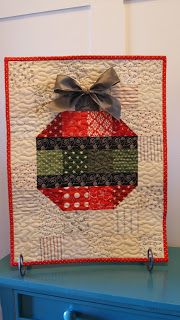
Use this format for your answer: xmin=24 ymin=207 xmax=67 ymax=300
xmin=48 ymin=67 xmax=121 ymax=120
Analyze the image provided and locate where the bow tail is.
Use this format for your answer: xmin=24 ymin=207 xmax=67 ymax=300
xmin=47 ymin=98 xmax=74 ymax=112
xmin=106 ymin=96 xmax=121 ymax=120
xmin=90 ymin=93 xmax=121 ymax=120
xmin=48 ymin=92 xmax=83 ymax=112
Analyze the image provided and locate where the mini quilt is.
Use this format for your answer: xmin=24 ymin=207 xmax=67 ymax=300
xmin=5 ymin=56 xmax=168 ymax=266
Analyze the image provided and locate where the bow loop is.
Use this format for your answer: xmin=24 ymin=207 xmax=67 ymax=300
xmin=48 ymin=67 xmax=121 ymax=120
xmin=54 ymin=75 xmax=82 ymax=93
xmin=90 ymin=67 xmax=120 ymax=92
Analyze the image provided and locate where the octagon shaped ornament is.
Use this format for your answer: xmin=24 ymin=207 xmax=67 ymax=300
xmin=36 ymin=111 xmax=138 ymax=211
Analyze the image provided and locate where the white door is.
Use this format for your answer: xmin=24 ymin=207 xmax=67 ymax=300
xmin=0 ymin=0 xmax=125 ymax=259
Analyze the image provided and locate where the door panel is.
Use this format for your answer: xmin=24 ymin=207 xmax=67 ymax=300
xmin=0 ymin=0 xmax=124 ymax=259
xmin=0 ymin=0 xmax=90 ymax=19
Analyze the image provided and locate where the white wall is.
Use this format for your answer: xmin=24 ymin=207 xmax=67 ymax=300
xmin=124 ymin=0 xmax=180 ymax=246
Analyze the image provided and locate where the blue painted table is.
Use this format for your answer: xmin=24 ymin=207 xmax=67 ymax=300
xmin=0 ymin=247 xmax=180 ymax=320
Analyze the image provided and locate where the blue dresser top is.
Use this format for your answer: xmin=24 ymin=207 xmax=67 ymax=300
xmin=0 ymin=247 xmax=180 ymax=315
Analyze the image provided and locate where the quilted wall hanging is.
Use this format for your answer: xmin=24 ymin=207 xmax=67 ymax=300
xmin=5 ymin=55 xmax=167 ymax=266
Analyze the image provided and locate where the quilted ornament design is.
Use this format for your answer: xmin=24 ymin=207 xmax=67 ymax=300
xmin=36 ymin=112 xmax=138 ymax=211
xmin=5 ymin=56 xmax=167 ymax=265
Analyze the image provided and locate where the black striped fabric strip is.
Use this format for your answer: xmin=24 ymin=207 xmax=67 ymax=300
xmin=36 ymin=136 xmax=138 ymax=151
xmin=37 ymin=172 xmax=138 ymax=188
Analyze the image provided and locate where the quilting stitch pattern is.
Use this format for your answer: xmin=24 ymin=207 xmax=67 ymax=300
xmin=6 ymin=56 xmax=167 ymax=264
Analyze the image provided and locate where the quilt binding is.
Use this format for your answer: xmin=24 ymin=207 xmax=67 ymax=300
xmin=4 ymin=55 xmax=168 ymax=266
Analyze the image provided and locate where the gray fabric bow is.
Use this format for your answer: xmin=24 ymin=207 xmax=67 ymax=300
xmin=48 ymin=67 xmax=121 ymax=120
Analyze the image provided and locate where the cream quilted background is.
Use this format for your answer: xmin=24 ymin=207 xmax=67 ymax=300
xmin=7 ymin=58 xmax=166 ymax=263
